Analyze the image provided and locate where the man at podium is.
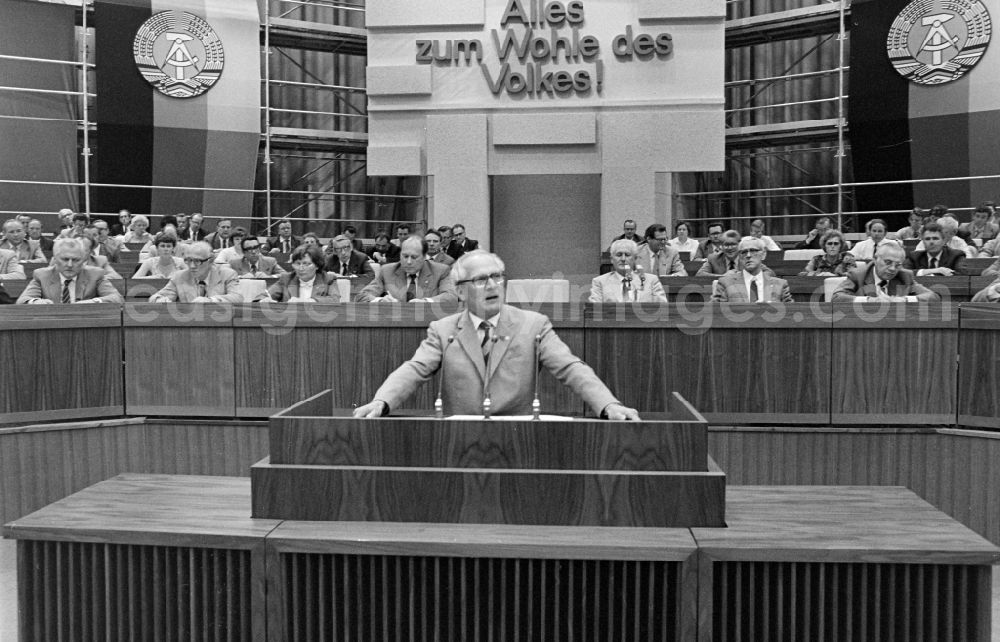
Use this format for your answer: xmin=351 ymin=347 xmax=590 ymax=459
xmin=354 ymin=250 xmax=639 ymax=420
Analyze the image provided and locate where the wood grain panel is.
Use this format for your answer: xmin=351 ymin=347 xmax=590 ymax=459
xmin=587 ymin=306 xmax=831 ymax=422
xmin=831 ymin=305 xmax=958 ymax=423
xmin=250 ymin=458 xmax=727 ymax=527
xmin=268 ymin=416 xmax=707 ymax=471
xmin=142 ymin=420 xmax=269 ymax=477
xmin=958 ymin=304 xmax=1000 ymax=425
xmin=124 ymin=304 xmax=235 ymax=416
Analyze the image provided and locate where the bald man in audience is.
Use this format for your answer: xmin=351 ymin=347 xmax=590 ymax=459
xmin=0 ymin=219 xmax=46 ymax=262
xmin=832 ymin=243 xmax=938 ymax=302
xmin=149 ymin=241 xmax=243 ymax=303
xmin=635 ymin=224 xmax=686 ymax=276
xmin=711 ymin=238 xmax=792 ymax=302
xmin=590 ymin=239 xmax=667 ymax=302
xmin=358 ymin=236 xmax=457 ymax=303
xmin=17 ymin=237 xmax=122 ymax=304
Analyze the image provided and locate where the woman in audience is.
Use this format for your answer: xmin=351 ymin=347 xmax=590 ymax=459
xmin=121 ymin=214 xmax=153 ymax=244
xmin=133 ymin=232 xmax=186 ymax=278
xmin=258 ymin=245 xmax=340 ymax=303
xmin=799 ymin=229 xmax=856 ymax=276
xmin=301 ymin=232 xmax=322 ymax=250
xmin=667 ymin=222 xmax=702 ymax=260
xmin=214 ymin=227 xmax=247 ymax=264
xmin=138 ymin=224 xmax=188 ymax=260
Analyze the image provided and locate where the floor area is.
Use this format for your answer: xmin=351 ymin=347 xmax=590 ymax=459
xmin=0 ymin=537 xmax=998 ymax=641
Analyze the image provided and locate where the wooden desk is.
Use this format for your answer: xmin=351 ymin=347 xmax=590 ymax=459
xmin=958 ymin=304 xmax=1000 ymax=427
xmin=0 ymin=305 xmax=123 ymax=425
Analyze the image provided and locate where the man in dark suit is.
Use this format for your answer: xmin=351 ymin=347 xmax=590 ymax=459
xmin=425 ymin=230 xmax=454 ymax=266
xmin=26 ymin=219 xmax=54 ymax=254
xmin=357 ymin=236 xmax=457 ymax=303
xmin=711 ymin=238 xmax=792 ymax=302
xmin=182 ymin=213 xmax=207 ymax=242
xmin=904 ymin=222 xmax=966 ymax=276
xmin=367 ymin=232 xmax=400 ymax=265
xmin=326 ymin=235 xmax=373 ymax=277
xmin=0 ymin=283 xmax=12 ymax=304
xmin=16 ymin=237 xmax=122 ymax=304
xmin=697 ymin=222 xmax=725 ymax=259
xmin=265 ymin=219 xmax=300 ymax=255
xmin=832 ymin=244 xmax=939 ymax=302
xmin=793 ymin=216 xmax=833 ymax=250
xmin=343 ymin=225 xmax=364 ymax=252
xmin=445 ymin=224 xmax=479 ymax=260
xmin=353 ymin=250 xmax=638 ymax=419
xmin=697 ymin=230 xmax=743 ymax=275
xmin=203 ymin=219 xmax=234 ymax=250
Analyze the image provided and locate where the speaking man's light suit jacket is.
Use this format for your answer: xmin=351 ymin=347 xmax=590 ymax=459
xmin=589 ymin=271 xmax=667 ymax=302
xmin=357 ymin=260 xmax=457 ymax=302
xmin=16 ymin=265 xmax=122 ymax=304
xmin=149 ymin=265 xmax=243 ymax=303
xmin=711 ymin=271 xmax=793 ymax=303
xmin=373 ymin=305 xmax=620 ymax=416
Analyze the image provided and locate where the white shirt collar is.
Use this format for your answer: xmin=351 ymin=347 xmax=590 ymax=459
xmin=468 ymin=310 xmax=501 ymax=330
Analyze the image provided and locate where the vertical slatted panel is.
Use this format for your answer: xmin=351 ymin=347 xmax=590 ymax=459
xmin=281 ymin=553 xmax=682 ymax=641
xmin=711 ymin=561 xmax=987 ymax=642
xmin=17 ymin=540 xmax=253 ymax=641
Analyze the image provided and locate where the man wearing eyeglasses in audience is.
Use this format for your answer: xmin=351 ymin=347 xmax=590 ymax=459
xmin=635 ymin=223 xmax=686 ymax=277
xmin=832 ymin=243 xmax=938 ymax=302
xmin=357 ymin=235 xmax=457 ymax=303
xmin=711 ymin=238 xmax=792 ymax=302
xmin=353 ymin=250 xmax=639 ymax=419
xmin=327 ymin=234 xmax=374 ymax=277
xmin=149 ymin=241 xmax=243 ymax=303
xmin=229 ymin=236 xmax=284 ymax=278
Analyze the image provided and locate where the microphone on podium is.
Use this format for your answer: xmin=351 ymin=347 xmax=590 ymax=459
xmin=531 ymin=334 xmax=542 ymax=420
xmin=435 ymin=335 xmax=455 ymax=418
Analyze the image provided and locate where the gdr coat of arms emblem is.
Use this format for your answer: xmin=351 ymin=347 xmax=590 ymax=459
xmin=886 ymin=0 xmax=991 ymax=85
xmin=133 ymin=11 xmax=225 ymax=98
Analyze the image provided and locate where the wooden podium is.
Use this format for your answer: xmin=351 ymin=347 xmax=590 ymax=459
xmin=251 ymin=389 xmax=726 ymax=527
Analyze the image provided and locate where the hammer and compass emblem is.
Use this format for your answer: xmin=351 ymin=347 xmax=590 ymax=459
xmin=886 ymin=0 xmax=991 ymax=85
xmin=133 ymin=11 xmax=225 ymax=98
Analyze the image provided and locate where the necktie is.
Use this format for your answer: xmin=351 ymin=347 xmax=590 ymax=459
xmin=877 ymin=279 xmax=889 ymax=295
xmin=728 ymin=259 xmax=735 ymax=271
xmin=406 ymin=275 xmax=416 ymax=301
xmin=622 ymin=277 xmax=631 ymax=301
xmin=61 ymin=279 xmax=72 ymax=304
xmin=930 ymin=257 xmax=938 ymax=270
xmin=342 ymin=262 xmax=349 ymax=275
xmin=653 ymin=252 xmax=661 ymax=275
xmin=282 ymin=239 xmax=289 ymax=253
xmin=749 ymin=279 xmax=759 ymax=303
xmin=250 ymin=263 xmax=258 ymax=274
xmin=198 ymin=281 xmax=207 ymax=298
xmin=480 ymin=321 xmax=492 ymax=365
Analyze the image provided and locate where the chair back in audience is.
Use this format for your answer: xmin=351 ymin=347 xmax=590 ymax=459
xmin=505 ymin=279 xmax=570 ymax=303
xmin=783 ymin=249 xmax=823 ymax=261
xmin=824 ymin=276 xmax=848 ymax=302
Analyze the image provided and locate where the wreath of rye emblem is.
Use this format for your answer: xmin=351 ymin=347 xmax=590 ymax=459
xmin=886 ymin=0 xmax=991 ymax=85
xmin=133 ymin=11 xmax=225 ymax=98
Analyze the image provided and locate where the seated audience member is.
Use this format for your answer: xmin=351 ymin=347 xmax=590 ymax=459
xmin=121 ymin=214 xmax=153 ymax=244
xmin=437 ymin=225 xmax=454 ymax=250
xmin=149 ymin=241 xmax=243 ymax=303
xmin=906 ymin=222 xmax=967 ymax=275
xmin=57 ymin=208 xmax=75 ymax=232
xmin=264 ymin=218 xmax=299 ymax=255
xmin=446 ymin=224 xmax=479 ymax=260
xmin=92 ymin=220 xmax=125 ymax=262
xmin=342 ymin=225 xmax=363 ymax=251
xmin=799 ymin=230 xmax=857 ymax=276
xmin=697 ymin=230 xmax=746 ymax=275
xmin=26 ymin=219 xmax=53 ymax=254
xmin=742 ymin=218 xmax=781 ymax=252
xmin=978 ymin=255 xmax=1000 ymax=279
xmin=327 ymin=234 xmax=373 ymax=277
xmin=636 ymin=223 xmax=686 ymax=276
xmin=916 ymin=215 xmax=974 ymax=257
xmin=793 ymin=216 xmax=833 ymax=250
xmin=301 ymin=232 xmax=322 ymax=250
xmin=258 ymin=245 xmax=339 ymax=303
xmin=0 ymin=219 xmax=46 ymax=262
xmin=133 ymin=232 xmax=187 ymax=278
xmin=590 ymin=239 xmax=667 ymax=302
xmin=204 ymin=219 xmax=236 ymax=250
xmin=58 ymin=212 xmax=90 ymax=239
xmin=353 ymin=250 xmax=638 ymax=419
xmin=214 ymin=227 xmax=248 ymax=264
xmin=698 ymin=222 xmax=725 ymax=259
xmin=611 ymin=219 xmax=642 ymax=246
xmin=159 ymin=214 xmax=178 ymax=232
xmin=425 ymin=230 xmax=455 ymax=266
xmin=138 ymin=224 xmax=188 ymax=260
xmin=977 ymin=237 xmax=1000 ymax=258
xmin=17 ymin=237 xmax=122 ymax=304
xmin=358 ymin=235 xmax=458 ymax=303
xmin=667 ymin=221 xmax=702 ymax=259
xmin=391 ymin=224 xmax=411 ymax=247
xmin=367 ymin=232 xmax=400 ymax=264
xmin=174 ymin=213 xmax=189 ymax=238
xmin=832 ymin=244 xmax=939 ymax=302
xmin=110 ymin=210 xmax=131 ymax=237
xmin=849 ymin=219 xmax=899 ymax=261
xmin=894 ymin=208 xmax=925 ymax=240
xmin=230 ymin=236 xmax=283 ymax=278
xmin=182 ymin=212 xmax=207 ymax=242
xmin=74 ymin=235 xmax=122 ymax=279
xmin=712 ymin=238 xmax=792 ymax=303
xmin=959 ymin=205 xmax=999 ymax=243
xmin=0 ymin=247 xmax=25 ymax=279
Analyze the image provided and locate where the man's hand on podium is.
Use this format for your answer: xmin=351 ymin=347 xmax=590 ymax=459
xmin=353 ymin=400 xmax=388 ymax=418
xmin=603 ymin=403 xmax=640 ymax=420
